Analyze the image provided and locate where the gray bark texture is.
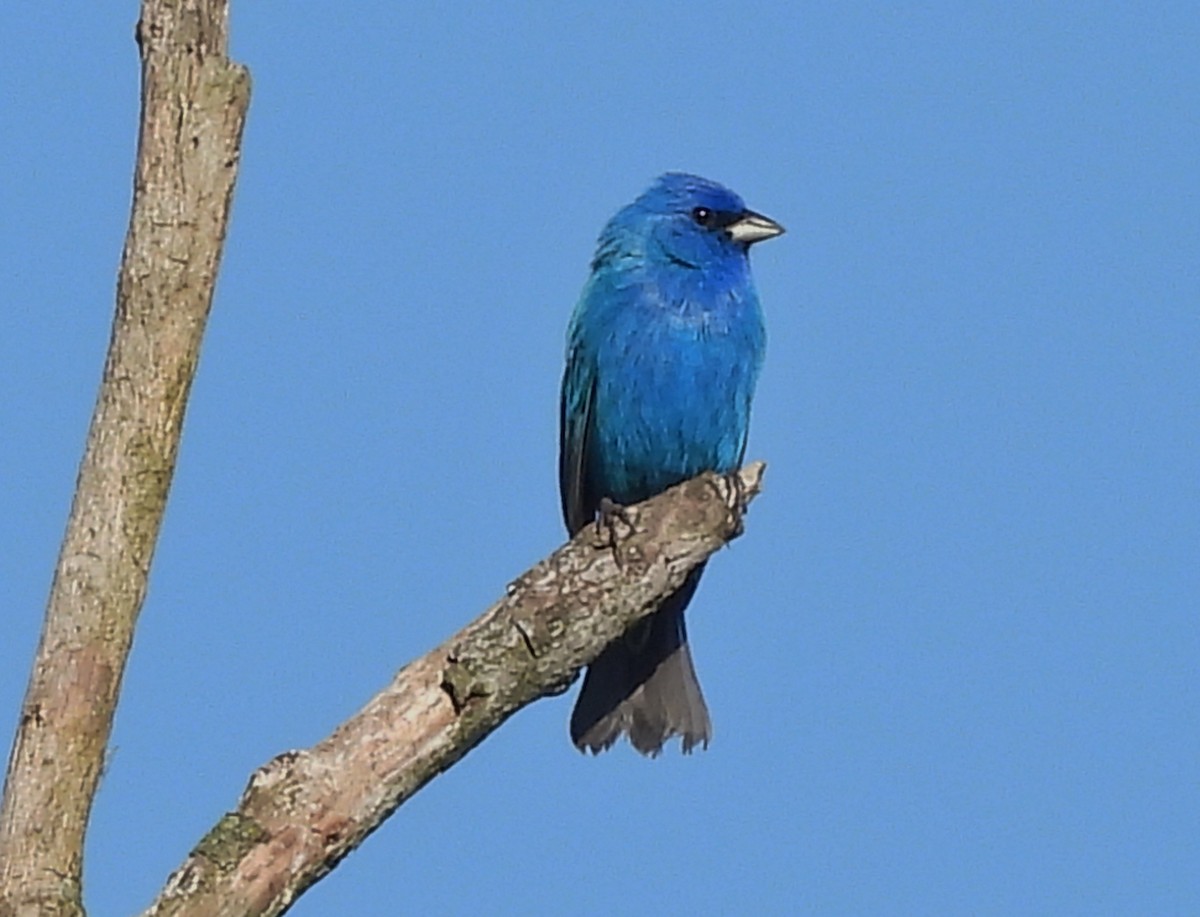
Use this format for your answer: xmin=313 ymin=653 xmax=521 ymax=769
xmin=0 ymin=3 xmax=767 ymax=916
xmin=0 ymin=2 xmax=250 ymax=915
xmin=140 ymin=463 xmax=764 ymax=917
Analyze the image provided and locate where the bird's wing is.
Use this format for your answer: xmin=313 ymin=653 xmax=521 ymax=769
xmin=559 ymin=341 xmax=597 ymax=535
xmin=735 ymin=397 xmax=753 ymax=468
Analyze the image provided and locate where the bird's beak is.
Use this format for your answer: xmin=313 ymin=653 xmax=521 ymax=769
xmin=727 ymin=209 xmax=785 ymax=244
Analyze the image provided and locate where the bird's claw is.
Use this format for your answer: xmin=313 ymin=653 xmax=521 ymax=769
xmin=721 ymin=470 xmax=748 ymax=536
xmin=593 ymin=497 xmax=636 ymax=563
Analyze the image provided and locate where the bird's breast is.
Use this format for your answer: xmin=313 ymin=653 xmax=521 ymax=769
xmin=588 ymin=299 xmax=762 ymax=503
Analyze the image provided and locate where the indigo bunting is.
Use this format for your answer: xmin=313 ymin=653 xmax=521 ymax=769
xmin=559 ymin=173 xmax=783 ymax=755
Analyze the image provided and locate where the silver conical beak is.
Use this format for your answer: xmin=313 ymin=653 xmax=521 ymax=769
xmin=727 ymin=209 xmax=785 ymax=244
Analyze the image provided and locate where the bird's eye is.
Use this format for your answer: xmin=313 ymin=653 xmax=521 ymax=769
xmin=691 ymin=206 xmax=714 ymax=227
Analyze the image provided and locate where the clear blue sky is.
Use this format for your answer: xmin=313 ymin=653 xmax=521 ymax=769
xmin=2 ymin=4 xmax=1197 ymax=915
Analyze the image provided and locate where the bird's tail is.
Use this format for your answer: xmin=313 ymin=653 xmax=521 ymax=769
xmin=570 ymin=566 xmax=711 ymax=756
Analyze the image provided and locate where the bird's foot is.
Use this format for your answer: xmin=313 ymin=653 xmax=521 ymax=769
xmin=720 ymin=470 xmax=749 ymax=537
xmin=592 ymin=496 xmax=636 ymax=560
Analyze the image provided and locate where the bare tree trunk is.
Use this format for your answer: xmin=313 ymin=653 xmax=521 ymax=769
xmin=0 ymin=4 xmax=768 ymax=916
xmin=0 ymin=3 xmax=250 ymax=915
xmin=139 ymin=464 xmax=763 ymax=917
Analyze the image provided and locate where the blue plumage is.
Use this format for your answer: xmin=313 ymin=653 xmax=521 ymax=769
xmin=559 ymin=173 xmax=783 ymax=755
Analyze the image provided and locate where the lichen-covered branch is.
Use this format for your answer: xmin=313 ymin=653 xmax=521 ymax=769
xmin=0 ymin=4 xmax=250 ymax=915
xmin=142 ymin=463 xmax=764 ymax=917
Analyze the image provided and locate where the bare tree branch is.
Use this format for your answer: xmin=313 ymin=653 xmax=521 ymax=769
xmin=0 ymin=3 xmax=249 ymax=915
xmin=141 ymin=463 xmax=765 ymax=917
xmin=1 ymin=4 xmax=766 ymax=915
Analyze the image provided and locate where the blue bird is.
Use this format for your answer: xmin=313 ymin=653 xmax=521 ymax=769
xmin=559 ymin=173 xmax=783 ymax=755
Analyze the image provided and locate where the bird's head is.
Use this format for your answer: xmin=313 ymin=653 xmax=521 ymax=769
xmin=607 ymin=172 xmax=784 ymax=271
